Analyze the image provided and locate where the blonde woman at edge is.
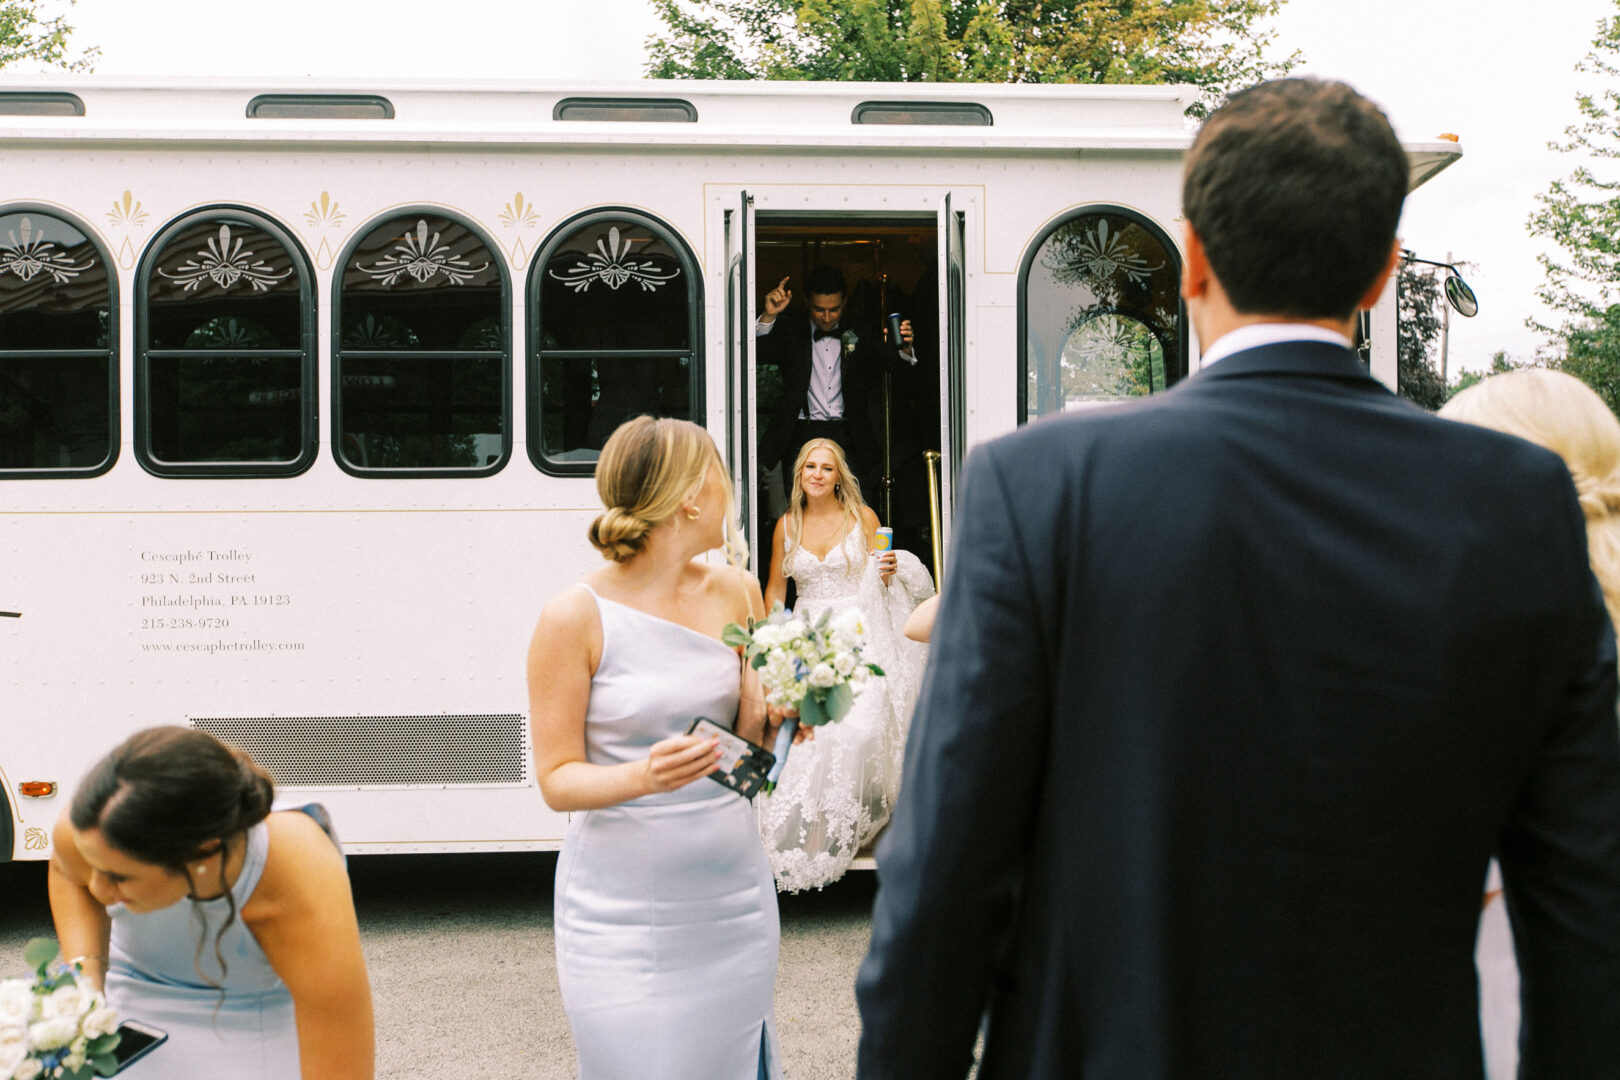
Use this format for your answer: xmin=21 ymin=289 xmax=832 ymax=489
xmin=1441 ymin=368 xmax=1620 ymax=1080
xmin=529 ymin=416 xmax=801 ymax=1080
xmin=758 ymin=438 xmax=935 ymax=892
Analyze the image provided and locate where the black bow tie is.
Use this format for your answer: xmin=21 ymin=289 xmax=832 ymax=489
xmin=813 ymin=327 xmax=842 ymax=341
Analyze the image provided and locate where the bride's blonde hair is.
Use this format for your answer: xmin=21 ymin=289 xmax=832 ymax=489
xmin=783 ymin=438 xmax=876 ymax=579
xmin=1442 ymin=368 xmax=1620 ymax=635
xmin=589 ymin=416 xmax=747 ymax=568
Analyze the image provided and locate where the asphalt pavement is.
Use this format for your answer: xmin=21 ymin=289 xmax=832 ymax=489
xmin=0 ymin=853 xmax=879 ymax=1079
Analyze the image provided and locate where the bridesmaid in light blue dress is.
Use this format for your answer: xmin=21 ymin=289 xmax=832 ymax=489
xmin=48 ymin=727 xmax=374 ymax=1080
xmin=529 ymin=416 xmax=792 ymax=1080
xmin=99 ymin=803 xmax=340 ymax=1077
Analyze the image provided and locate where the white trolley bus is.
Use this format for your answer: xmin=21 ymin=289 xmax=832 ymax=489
xmin=0 ymin=77 xmax=1460 ymax=858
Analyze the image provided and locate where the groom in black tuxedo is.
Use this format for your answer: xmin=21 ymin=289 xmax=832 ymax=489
xmin=755 ymin=265 xmax=914 ymax=499
xmin=856 ymin=78 xmax=1620 ymax=1079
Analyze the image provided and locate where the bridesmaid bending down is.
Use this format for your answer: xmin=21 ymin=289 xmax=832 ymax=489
xmin=529 ymin=415 xmax=799 ymax=1080
xmin=47 ymin=727 xmax=373 ymax=1080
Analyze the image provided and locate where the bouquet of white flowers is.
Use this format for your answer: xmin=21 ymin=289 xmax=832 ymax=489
xmin=723 ymin=603 xmax=884 ymax=791
xmin=0 ymin=940 xmax=120 ymax=1080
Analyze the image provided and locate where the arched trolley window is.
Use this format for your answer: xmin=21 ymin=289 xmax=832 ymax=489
xmin=529 ymin=209 xmax=703 ymax=475
xmin=334 ymin=212 xmax=509 ymax=476
xmin=1019 ymin=208 xmax=1186 ymax=424
xmin=137 ymin=209 xmax=315 ymax=476
xmin=0 ymin=207 xmax=116 ymax=477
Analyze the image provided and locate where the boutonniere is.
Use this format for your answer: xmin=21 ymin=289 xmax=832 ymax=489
xmin=842 ymin=329 xmax=858 ymax=357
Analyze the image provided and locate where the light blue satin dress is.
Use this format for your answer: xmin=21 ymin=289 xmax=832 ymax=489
xmin=555 ymin=586 xmax=782 ymax=1080
xmin=104 ymin=804 xmax=338 ymax=1079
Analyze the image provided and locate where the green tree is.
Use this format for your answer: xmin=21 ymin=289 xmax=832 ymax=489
xmin=645 ymin=0 xmax=1298 ymax=117
xmin=1 ymin=0 xmax=96 ymax=71
xmin=1528 ymin=2 xmax=1620 ymax=412
xmin=1396 ymin=263 xmax=1447 ymax=410
xmin=1448 ymin=351 xmax=1520 ymax=398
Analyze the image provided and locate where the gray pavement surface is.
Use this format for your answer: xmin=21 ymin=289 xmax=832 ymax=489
xmin=0 ymin=853 xmax=878 ymax=1079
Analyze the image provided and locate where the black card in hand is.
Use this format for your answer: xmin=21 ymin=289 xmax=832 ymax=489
xmin=688 ymin=717 xmax=775 ymax=800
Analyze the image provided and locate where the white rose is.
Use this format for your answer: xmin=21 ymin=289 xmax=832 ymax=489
xmin=807 ymin=663 xmax=837 ymax=689
xmin=40 ymin=985 xmax=85 ymax=1022
xmin=0 ymin=984 xmax=30 ymax=1028
xmin=833 ymin=651 xmax=855 ymax=677
xmin=763 ymin=652 xmax=796 ymax=682
xmin=27 ymin=1016 xmax=77 ymax=1051
xmin=81 ymin=1007 xmax=118 ymax=1040
xmin=12 ymin=1057 xmax=42 ymax=1080
xmin=0 ymin=1030 xmax=25 ymax=1077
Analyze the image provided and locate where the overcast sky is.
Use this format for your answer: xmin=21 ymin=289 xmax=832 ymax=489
xmin=25 ymin=0 xmax=1620 ymax=373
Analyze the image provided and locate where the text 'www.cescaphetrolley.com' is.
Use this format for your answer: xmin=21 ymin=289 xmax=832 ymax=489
xmin=140 ymin=640 xmax=306 ymax=654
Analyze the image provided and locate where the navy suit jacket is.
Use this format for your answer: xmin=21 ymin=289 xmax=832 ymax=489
xmin=856 ymin=343 xmax=1620 ymax=1079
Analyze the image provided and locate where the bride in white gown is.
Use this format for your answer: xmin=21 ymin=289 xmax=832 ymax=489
xmin=758 ymin=438 xmax=934 ymax=892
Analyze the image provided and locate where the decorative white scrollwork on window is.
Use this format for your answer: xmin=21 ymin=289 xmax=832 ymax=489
xmin=158 ymin=223 xmax=293 ymax=293
xmin=1071 ymin=219 xmax=1163 ymax=287
xmin=0 ymin=216 xmax=96 ymax=284
xmin=358 ymin=219 xmax=490 ymax=286
xmin=548 ymin=226 xmax=682 ymax=293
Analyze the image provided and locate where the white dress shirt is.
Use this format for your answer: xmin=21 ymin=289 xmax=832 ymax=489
xmin=756 ymin=317 xmax=917 ymax=421
xmin=1197 ymin=322 xmax=1353 ymax=367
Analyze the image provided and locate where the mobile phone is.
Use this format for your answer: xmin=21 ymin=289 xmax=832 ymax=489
xmin=110 ymin=1020 xmax=167 ymax=1074
xmin=687 ymin=717 xmax=775 ymax=800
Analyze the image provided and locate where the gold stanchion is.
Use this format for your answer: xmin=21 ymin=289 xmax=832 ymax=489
xmin=924 ymin=450 xmax=943 ymax=587
xmin=879 ymin=372 xmax=893 ymax=524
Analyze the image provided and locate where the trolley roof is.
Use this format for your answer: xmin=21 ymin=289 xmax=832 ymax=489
xmin=0 ymin=76 xmax=1462 ymax=189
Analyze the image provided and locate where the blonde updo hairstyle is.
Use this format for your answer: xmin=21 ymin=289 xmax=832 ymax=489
xmin=1441 ymin=368 xmax=1620 ymax=634
xmin=588 ymin=415 xmax=746 ymax=567
xmin=784 ymin=437 xmax=876 ymax=579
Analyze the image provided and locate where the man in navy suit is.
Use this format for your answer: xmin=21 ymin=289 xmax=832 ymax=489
xmin=856 ymin=78 xmax=1620 ymax=1079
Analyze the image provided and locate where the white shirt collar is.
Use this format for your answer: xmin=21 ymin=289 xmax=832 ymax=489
xmin=1198 ymin=323 xmax=1352 ymax=368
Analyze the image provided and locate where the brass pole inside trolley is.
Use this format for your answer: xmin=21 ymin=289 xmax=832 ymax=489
xmin=924 ymin=449 xmax=943 ymax=587
xmin=879 ymin=373 xmax=894 ymax=524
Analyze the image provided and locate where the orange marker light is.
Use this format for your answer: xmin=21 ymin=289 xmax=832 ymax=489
xmin=18 ymin=781 xmax=56 ymax=798
xmin=1437 ymin=133 xmax=1460 ymax=142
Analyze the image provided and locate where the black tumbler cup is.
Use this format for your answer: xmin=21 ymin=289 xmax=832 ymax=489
xmin=887 ymin=312 xmax=904 ymax=346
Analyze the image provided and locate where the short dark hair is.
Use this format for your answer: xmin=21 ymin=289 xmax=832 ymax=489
xmin=806 ymin=265 xmax=846 ymax=299
xmin=1182 ymin=78 xmax=1408 ymax=320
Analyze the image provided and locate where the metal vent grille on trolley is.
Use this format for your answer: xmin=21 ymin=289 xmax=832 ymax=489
xmin=190 ymin=714 xmax=528 ymax=786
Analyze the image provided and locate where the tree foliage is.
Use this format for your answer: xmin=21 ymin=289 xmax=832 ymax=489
xmin=1528 ymin=2 xmax=1620 ymax=413
xmin=0 ymin=0 xmax=96 ymax=71
xmin=645 ymin=0 xmax=1298 ymax=117
xmin=1448 ymin=351 xmax=1520 ymax=399
xmin=1396 ymin=264 xmax=1447 ymax=411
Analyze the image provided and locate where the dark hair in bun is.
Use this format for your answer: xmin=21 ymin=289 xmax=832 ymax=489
xmin=72 ymin=725 xmax=277 ymax=982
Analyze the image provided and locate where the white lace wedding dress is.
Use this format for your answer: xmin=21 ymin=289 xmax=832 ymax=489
xmin=756 ymin=530 xmax=934 ymax=892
